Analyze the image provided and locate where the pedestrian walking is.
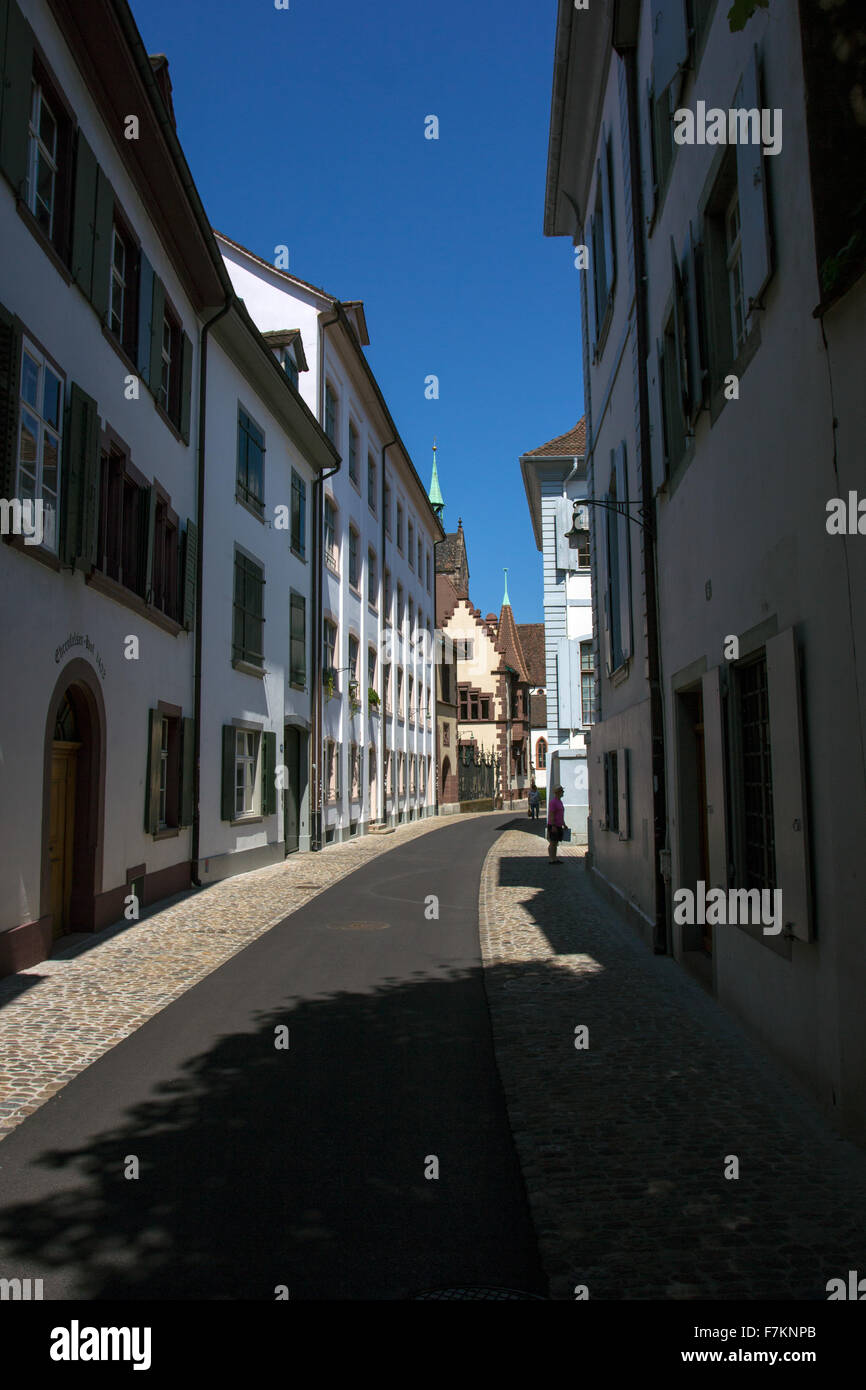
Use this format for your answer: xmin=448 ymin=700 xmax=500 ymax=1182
xmin=547 ymin=784 xmax=565 ymax=864
xmin=528 ymin=780 xmax=540 ymax=820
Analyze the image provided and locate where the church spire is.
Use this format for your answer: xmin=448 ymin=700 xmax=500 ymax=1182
xmin=429 ymin=440 xmax=444 ymax=521
xmin=502 ymin=567 xmax=511 ymax=606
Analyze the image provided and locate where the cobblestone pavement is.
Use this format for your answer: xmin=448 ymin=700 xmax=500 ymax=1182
xmin=0 ymin=814 xmax=460 ymax=1143
xmin=479 ymin=821 xmax=866 ymax=1301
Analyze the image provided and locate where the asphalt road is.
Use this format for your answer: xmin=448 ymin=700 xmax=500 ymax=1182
xmin=0 ymin=813 xmax=546 ymax=1300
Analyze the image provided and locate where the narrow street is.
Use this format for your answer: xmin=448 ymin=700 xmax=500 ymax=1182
xmin=0 ymin=813 xmax=544 ymax=1300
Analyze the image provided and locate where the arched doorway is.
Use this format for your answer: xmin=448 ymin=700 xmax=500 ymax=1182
xmin=42 ymin=664 xmax=105 ymax=939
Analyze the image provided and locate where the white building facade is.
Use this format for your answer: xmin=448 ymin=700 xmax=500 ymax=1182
xmin=214 ymin=234 xmax=441 ymax=842
xmin=520 ymin=423 xmax=595 ymax=841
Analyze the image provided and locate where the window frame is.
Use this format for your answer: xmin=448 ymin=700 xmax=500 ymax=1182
xmin=236 ymin=404 xmax=266 ymax=520
xmin=16 ymin=335 xmax=64 ymax=555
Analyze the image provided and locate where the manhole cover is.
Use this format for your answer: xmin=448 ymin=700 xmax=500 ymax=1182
xmin=328 ymin=920 xmax=390 ymax=931
xmin=414 ymin=1286 xmax=546 ymax=1300
xmin=291 ymin=884 xmax=321 ymax=890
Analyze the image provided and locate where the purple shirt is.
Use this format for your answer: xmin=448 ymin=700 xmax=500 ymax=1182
xmin=547 ymin=795 xmax=564 ymax=828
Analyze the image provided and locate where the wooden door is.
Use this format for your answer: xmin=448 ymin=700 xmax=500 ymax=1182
xmin=284 ymin=726 xmax=300 ymax=855
xmin=48 ymin=742 xmax=79 ymax=938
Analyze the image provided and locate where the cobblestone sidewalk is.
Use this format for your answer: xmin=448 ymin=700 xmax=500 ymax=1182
xmin=0 ymin=815 xmax=454 ymax=1142
xmin=479 ymin=822 xmax=866 ymax=1301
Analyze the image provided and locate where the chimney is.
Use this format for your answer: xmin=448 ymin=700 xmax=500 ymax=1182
xmin=148 ymin=54 xmax=177 ymax=129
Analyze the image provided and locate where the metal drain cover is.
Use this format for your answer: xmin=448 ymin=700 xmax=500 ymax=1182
xmin=414 ymin=1286 xmax=546 ymax=1300
xmin=328 ymin=920 xmax=390 ymax=931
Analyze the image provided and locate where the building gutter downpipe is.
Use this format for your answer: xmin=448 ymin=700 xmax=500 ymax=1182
xmin=191 ymin=293 xmax=233 ymax=886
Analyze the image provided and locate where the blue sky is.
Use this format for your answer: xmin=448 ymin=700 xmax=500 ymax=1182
xmin=135 ymin=0 xmax=584 ymax=623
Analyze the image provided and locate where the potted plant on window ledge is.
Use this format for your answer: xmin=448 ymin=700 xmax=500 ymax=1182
xmin=368 ymin=686 xmax=381 ymax=715
xmin=349 ymin=680 xmax=361 ymax=715
xmin=324 ymin=667 xmax=337 ymax=699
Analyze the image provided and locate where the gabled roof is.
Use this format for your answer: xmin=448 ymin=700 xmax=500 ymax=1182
xmin=261 ymin=329 xmax=310 ymax=373
xmin=517 ymin=623 xmax=546 ymax=685
xmin=497 ymin=601 xmax=531 ymax=684
xmin=524 ymin=419 xmax=586 ymax=458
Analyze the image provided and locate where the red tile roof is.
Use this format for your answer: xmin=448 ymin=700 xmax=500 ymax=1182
xmin=516 ymin=623 xmax=546 ymax=686
xmin=524 ymin=418 xmax=586 ymax=458
xmin=497 ymin=602 xmax=531 ymax=684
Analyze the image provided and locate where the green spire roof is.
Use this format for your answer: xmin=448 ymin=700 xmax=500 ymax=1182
xmin=429 ymin=440 xmax=444 ymax=518
xmin=502 ymin=567 xmax=510 ymax=606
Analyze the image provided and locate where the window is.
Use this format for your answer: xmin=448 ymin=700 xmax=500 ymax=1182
xmin=324 ymin=497 xmax=338 ymax=570
xmin=399 ymin=753 xmax=406 ymax=795
xmin=735 ymin=654 xmax=776 ymax=892
xmin=326 ymin=740 xmax=336 ymax=800
xmin=159 ymin=304 xmax=183 ymax=425
xmin=408 ymin=674 xmax=415 ymax=724
xmin=536 ymin=738 xmax=547 ymax=769
xmin=145 ymin=708 xmax=191 ymax=834
xmin=152 ymin=494 xmax=180 ymax=620
xmin=459 ymin=686 xmax=468 ymax=721
xmin=368 ymin=547 xmax=378 ymax=607
xmin=334 ymin=741 xmax=342 ymax=799
xmin=602 ymin=446 xmax=633 ymax=673
xmin=426 ymin=551 xmax=431 ymax=591
xmin=16 ymin=339 xmax=62 ymax=552
xmin=235 ymin=728 xmax=260 ymax=818
xmin=291 ymin=470 xmax=306 ymax=558
xmin=233 ymin=551 xmax=265 ymax=669
xmin=480 ymin=696 xmax=490 ymax=720
xmin=350 ymin=742 xmax=359 ymax=797
xmin=26 ymin=80 xmax=59 ymax=239
xmin=278 ymin=346 xmax=298 ymax=389
xmin=325 ymin=382 xmax=338 ymax=444
xmin=408 ymin=519 xmax=414 ymax=567
xmin=397 ymin=666 xmax=404 ymax=718
xmin=348 ymin=421 xmax=359 ymax=485
xmin=384 ymin=662 xmax=392 ymax=712
xmin=604 ymin=750 xmax=620 ymax=833
xmin=454 ymin=637 xmax=474 ymax=662
xmin=581 ymin=641 xmax=596 ymax=725
xmin=384 ymin=749 xmax=391 ymax=794
xmin=97 ymin=447 xmax=145 ymax=594
xmin=323 ymin=618 xmax=337 ymax=680
xmin=650 ymin=82 xmax=676 ymax=211
xmin=383 ymin=479 xmax=391 ymax=534
xmin=348 ymin=634 xmax=359 ymax=684
xmin=418 ymin=538 xmax=424 ymax=577
xmin=725 ymin=189 xmax=747 ymax=357
xmin=408 ymin=596 xmax=414 ymax=641
xmin=368 ymin=645 xmax=377 ymax=692
xmin=109 ymin=220 xmax=137 ymax=356
xmin=384 ymin=568 xmax=392 ymax=624
xmin=290 ymin=592 xmax=306 ymax=687
xmin=410 ymin=756 xmax=417 ymax=796
xmin=588 ymin=135 xmax=616 ymax=349
xmin=396 ymin=502 xmax=403 ymax=550
xmin=236 ymin=408 xmax=265 ymax=517
xmin=349 ymin=524 xmax=360 ymax=589
xmin=397 ymin=582 xmax=404 ymax=627
xmin=367 ymin=454 xmax=377 ymax=511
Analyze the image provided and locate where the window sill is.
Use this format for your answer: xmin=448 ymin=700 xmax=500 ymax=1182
xmin=325 ymin=560 xmax=339 ymax=577
xmin=86 ymin=569 xmax=184 ymax=635
xmin=231 ymin=815 xmax=263 ymax=826
xmin=289 ymin=680 xmax=306 ymax=692
xmin=290 ymin=546 xmax=306 ymax=563
xmin=235 ymin=492 xmax=266 ymax=524
xmin=591 ymin=296 xmax=614 ymax=365
xmin=153 ymin=826 xmax=180 ymax=841
xmin=708 ymin=319 xmax=762 ymax=430
xmin=101 ymin=322 xmax=139 ymax=378
xmin=3 ymin=532 xmax=61 ymax=571
xmin=232 ymin=658 xmax=266 ymax=678
xmin=610 ymin=659 xmax=631 ymax=688
xmin=16 ymin=198 xmax=72 ymax=284
xmin=349 ymin=583 xmax=361 ymax=599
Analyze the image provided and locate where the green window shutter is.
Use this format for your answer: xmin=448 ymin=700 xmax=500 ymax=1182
xmin=60 ymin=382 xmax=99 ymax=568
xmin=70 ymin=130 xmax=98 ymax=299
xmin=261 ymin=730 xmax=277 ymax=817
xmin=148 ymin=275 xmax=165 ymax=397
xmin=221 ymin=724 xmax=235 ymax=821
xmin=0 ymin=300 xmax=21 ymax=499
xmin=735 ymin=46 xmax=772 ymax=325
xmin=137 ymin=250 xmax=153 ymax=380
xmin=179 ymin=331 xmax=193 ymax=443
xmin=182 ymin=517 xmax=197 ymax=631
xmin=90 ymin=166 xmax=114 ymax=322
xmin=0 ymin=2 xmax=33 ymax=198
xmin=141 ymin=484 xmax=156 ymax=603
xmin=144 ymin=708 xmax=162 ymax=834
xmin=180 ymin=716 xmax=195 ymax=827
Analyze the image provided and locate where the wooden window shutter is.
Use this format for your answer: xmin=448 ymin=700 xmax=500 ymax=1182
xmin=683 ymin=221 xmax=707 ymax=422
xmin=179 ymin=332 xmax=193 ymax=444
xmin=141 ymin=484 xmax=156 ymax=603
xmin=670 ymin=237 xmax=689 ymax=427
xmin=0 ymin=300 xmax=21 ymax=499
xmin=583 ymin=225 xmax=597 ymax=352
xmin=602 ymin=751 xmax=611 ymax=829
xmin=90 ymin=165 xmax=114 ymax=323
xmin=601 ymin=134 xmax=616 ymax=298
xmin=144 ymin=708 xmax=162 ymax=834
xmin=261 ymin=730 xmax=277 ymax=816
xmin=556 ymin=635 xmax=573 ymax=729
xmin=70 ymin=130 xmax=98 ymax=300
xmin=181 ymin=517 xmax=197 ymax=631
xmin=221 ymin=725 xmax=235 ymax=821
xmin=650 ymin=0 xmax=688 ymax=97
xmin=617 ymin=746 xmax=630 ymax=840
xmin=701 ymin=666 xmax=729 ymax=894
xmin=614 ymin=443 xmax=633 ymax=663
xmin=60 ymin=382 xmax=99 ymax=568
xmin=766 ymin=628 xmax=812 ymax=942
xmin=735 ymin=46 xmax=772 ymax=326
xmin=180 ymin=716 xmax=195 ymax=827
xmin=148 ymin=276 xmax=165 ymax=397
xmin=0 ymin=1 xmax=33 ymax=197
xmin=137 ymin=250 xmax=154 ymax=380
